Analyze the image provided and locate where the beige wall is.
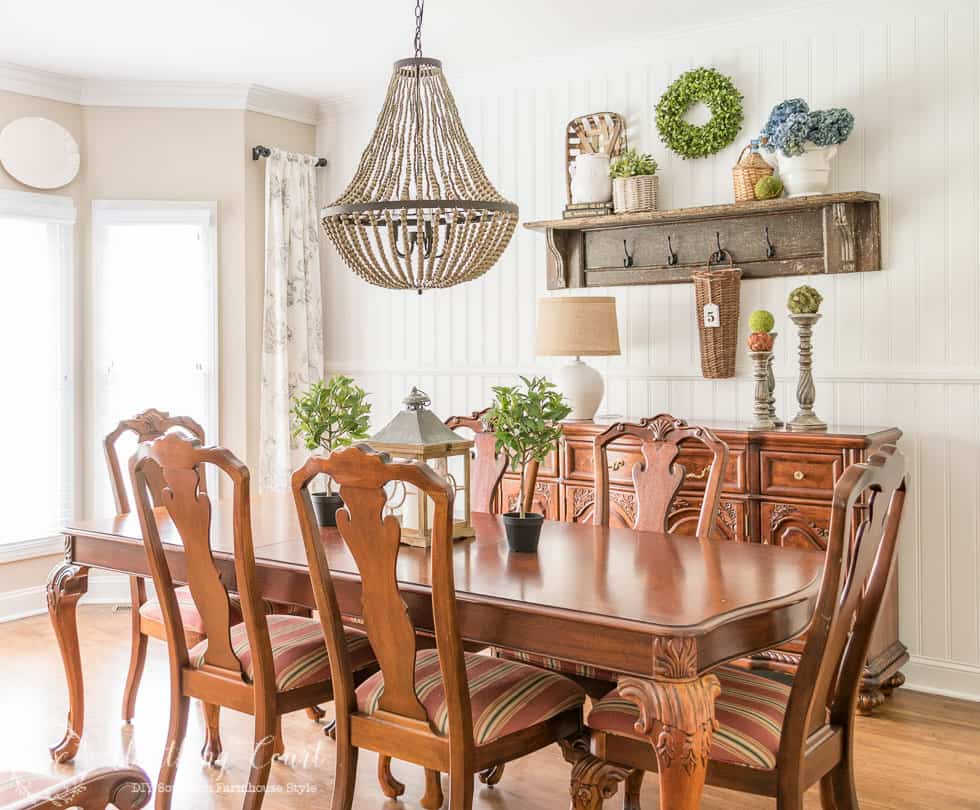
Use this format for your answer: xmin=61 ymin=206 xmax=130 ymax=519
xmin=0 ymin=91 xmax=316 ymax=610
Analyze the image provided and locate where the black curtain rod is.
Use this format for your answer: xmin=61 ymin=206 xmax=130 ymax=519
xmin=252 ymin=145 xmax=327 ymax=168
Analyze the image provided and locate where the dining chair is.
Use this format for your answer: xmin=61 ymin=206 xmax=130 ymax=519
xmin=292 ymin=444 xmax=587 ymax=810
xmin=500 ymin=414 xmax=730 ymax=700
xmin=576 ymin=444 xmax=907 ymax=810
xmin=445 ymin=409 xmax=507 ymax=513
xmin=593 ymin=413 xmax=729 ymax=539
xmin=130 ymin=433 xmax=378 ymax=810
xmin=105 ymin=408 xmax=323 ymax=763
xmin=0 ymin=766 xmax=151 ymax=809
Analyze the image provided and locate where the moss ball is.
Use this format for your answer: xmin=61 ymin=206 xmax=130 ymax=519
xmin=788 ymin=285 xmax=823 ymax=314
xmin=755 ymin=175 xmax=784 ymax=200
xmin=748 ymin=309 xmax=775 ymax=333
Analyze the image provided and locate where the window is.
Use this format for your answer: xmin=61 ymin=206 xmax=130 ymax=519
xmin=0 ymin=190 xmax=75 ymax=552
xmin=91 ymin=201 xmax=218 ymax=515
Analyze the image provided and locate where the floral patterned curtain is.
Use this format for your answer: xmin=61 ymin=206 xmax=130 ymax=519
xmin=259 ymin=148 xmax=324 ymax=491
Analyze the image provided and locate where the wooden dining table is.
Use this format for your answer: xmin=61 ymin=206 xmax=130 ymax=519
xmin=49 ymin=497 xmax=824 ymax=810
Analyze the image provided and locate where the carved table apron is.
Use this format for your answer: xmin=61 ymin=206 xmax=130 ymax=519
xmin=52 ymin=502 xmax=823 ymax=810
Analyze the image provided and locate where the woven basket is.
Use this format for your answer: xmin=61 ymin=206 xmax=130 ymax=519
xmin=613 ymin=175 xmax=658 ymax=213
xmin=692 ymin=251 xmax=742 ymax=378
xmin=732 ymin=145 xmax=773 ymax=203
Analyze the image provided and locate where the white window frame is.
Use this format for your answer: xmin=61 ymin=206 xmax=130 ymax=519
xmin=90 ymin=200 xmax=220 ymax=504
xmin=0 ymin=190 xmax=77 ymax=563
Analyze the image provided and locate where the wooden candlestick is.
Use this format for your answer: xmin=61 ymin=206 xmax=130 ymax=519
xmin=767 ymin=332 xmax=782 ymax=427
xmin=749 ymin=351 xmax=776 ymax=430
xmin=788 ymin=313 xmax=827 ymax=432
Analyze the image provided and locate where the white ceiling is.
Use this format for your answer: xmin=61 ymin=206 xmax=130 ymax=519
xmin=0 ymin=0 xmax=809 ymax=101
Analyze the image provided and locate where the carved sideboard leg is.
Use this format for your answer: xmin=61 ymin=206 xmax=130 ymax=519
xmin=880 ymin=671 xmax=906 ymax=697
xmin=569 ymin=754 xmax=631 ymax=810
xmin=478 ymin=764 xmax=505 ymax=786
xmin=856 ymin=687 xmax=886 ymax=716
xmin=47 ymin=561 xmax=89 ymax=763
xmin=618 ymin=669 xmax=721 ymax=810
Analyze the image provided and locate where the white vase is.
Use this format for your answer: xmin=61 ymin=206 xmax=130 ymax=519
xmin=775 ymin=144 xmax=838 ymax=197
xmin=569 ymin=153 xmax=612 ymax=204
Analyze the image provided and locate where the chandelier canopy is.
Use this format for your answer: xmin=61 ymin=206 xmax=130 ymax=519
xmin=321 ymin=2 xmax=518 ymax=293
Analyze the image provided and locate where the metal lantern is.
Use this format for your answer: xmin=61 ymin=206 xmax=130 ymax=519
xmin=321 ymin=0 xmax=518 ymax=293
xmin=367 ymin=388 xmax=475 ymax=547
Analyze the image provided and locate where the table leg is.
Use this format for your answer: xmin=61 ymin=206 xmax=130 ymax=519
xmin=47 ymin=561 xmax=89 ymax=763
xmin=617 ymin=673 xmax=721 ymax=810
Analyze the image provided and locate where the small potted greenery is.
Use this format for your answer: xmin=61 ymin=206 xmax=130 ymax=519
xmin=609 ymin=148 xmax=659 ymax=213
xmin=291 ymin=375 xmax=371 ymax=526
xmin=487 ymin=376 xmax=571 ymax=552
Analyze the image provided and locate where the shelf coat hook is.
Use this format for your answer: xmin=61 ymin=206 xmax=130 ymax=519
xmin=667 ymin=235 xmax=678 ymax=266
xmin=711 ymin=231 xmax=725 ymax=263
xmin=623 ymin=239 xmax=634 ymax=268
xmin=765 ymin=226 xmax=776 ymax=258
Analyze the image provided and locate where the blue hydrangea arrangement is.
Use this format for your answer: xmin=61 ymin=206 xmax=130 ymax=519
xmin=761 ymin=99 xmax=855 ymax=157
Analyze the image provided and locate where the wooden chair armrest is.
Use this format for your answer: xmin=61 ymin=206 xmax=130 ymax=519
xmin=4 ymin=766 xmax=151 ymax=810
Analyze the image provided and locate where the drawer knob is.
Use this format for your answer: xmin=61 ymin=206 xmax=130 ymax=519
xmin=608 ymin=459 xmax=625 ymax=472
xmin=793 ymin=470 xmax=805 ymax=481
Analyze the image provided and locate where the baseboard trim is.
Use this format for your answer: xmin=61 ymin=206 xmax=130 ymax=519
xmin=0 ymin=571 xmax=131 ymax=624
xmin=902 ymin=655 xmax=980 ymax=703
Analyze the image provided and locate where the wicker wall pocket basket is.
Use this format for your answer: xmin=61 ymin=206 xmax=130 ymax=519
xmin=613 ymin=175 xmax=659 ymax=213
xmin=732 ymin=144 xmax=773 ymax=203
xmin=692 ymin=250 xmax=742 ymax=378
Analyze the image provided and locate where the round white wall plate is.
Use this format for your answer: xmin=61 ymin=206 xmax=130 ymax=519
xmin=0 ymin=117 xmax=81 ymax=190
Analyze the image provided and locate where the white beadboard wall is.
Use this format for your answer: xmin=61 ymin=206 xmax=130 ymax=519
xmin=317 ymin=0 xmax=980 ymax=700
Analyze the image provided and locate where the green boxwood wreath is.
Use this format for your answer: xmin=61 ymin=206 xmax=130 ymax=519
xmin=655 ymin=67 xmax=744 ymax=159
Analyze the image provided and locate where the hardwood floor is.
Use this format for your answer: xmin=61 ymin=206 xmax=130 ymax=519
xmin=2 ymin=606 xmax=979 ymax=809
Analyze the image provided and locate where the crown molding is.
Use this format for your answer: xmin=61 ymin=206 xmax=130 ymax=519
xmin=246 ymin=85 xmax=319 ymax=126
xmin=0 ymin=62 xmax=82 ymax=105
xmin=0 ymin=62 xmax=319 ymax=125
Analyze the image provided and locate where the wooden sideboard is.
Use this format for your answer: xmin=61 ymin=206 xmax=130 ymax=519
xmin=498 ymin=419 xmax=906 ymax=713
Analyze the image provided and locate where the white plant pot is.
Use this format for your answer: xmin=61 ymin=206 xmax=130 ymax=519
xmin=569 ymin=153 xmax=612 ymax=204
xmin=775 ymin=144 xmax=838 ymax=197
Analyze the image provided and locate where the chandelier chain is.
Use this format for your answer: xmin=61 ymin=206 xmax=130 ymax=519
xmin=414 ymin=0 xmax=424 ymax=59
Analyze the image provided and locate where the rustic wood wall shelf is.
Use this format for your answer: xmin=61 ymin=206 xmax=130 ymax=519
xmin=523 ymin=191 xmax=881 ymax=290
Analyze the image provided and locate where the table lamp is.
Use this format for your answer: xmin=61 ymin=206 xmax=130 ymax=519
xmin=535 ymin=296 xmax=621 ymax=421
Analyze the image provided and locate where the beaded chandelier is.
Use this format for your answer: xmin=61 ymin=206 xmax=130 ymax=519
xmin=321 ymin=0 xmax=518 ymax=293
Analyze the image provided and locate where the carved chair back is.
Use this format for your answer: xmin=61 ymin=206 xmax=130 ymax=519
xmin=593 ymin=414 xmax=729 ymax=539
xmin=292 ymin=445 xmax=473 ymax=748
xmin=445 ymin=409 xmax=507 ymax=513
xmin=779 ymin=444 xmax=906 ymax=768
xmin=130 ymin=433 xmax=275 ymax=693
xmin=104 ymin=408 xmax=206 ymax=515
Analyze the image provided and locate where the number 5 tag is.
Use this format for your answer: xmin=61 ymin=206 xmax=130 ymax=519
xmin=703 ymin=303 xmax=720 ymax=327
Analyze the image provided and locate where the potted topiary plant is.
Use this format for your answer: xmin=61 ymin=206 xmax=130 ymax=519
xmin=291 ymin=375 xmax=371 ymax=527
xmin=487 ymin=376 xmax=571 ymax=552
xmin=609 ymin=149 xmax=659 ymax=213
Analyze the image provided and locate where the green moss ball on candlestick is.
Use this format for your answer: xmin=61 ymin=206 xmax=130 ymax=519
xmin=748 ymin=309 xmax=775 ymax=333
xmin=788 ymin=284 xmax=823 ymax=314
xmin=755 ymin=175 xmax=784 ymax=200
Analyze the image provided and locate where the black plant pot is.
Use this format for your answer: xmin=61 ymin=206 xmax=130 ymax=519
xmin=502 ymin=511 xmax=544 ymax=553
xmin=311 ymin=492 xmax=344 ymax=527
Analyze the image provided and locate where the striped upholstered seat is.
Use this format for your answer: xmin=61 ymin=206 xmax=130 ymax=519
xmin=189 ymin=614 xmax=376 ymax=693
xmin=356 ymin=648 xmax=586 ymax=745
xmin=140 ymin=587 xmax=290 ymax=637
xmin=588 ymin=666 xmax=791 ymax=770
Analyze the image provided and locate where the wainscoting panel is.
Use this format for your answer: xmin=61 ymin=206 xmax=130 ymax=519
xmin=317 ymin=1 xmax=980 ymax=698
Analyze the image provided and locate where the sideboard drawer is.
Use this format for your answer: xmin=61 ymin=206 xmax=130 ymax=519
xmin=564 ymin=439 xmax=746 ymax=493
xmin=760 ymin=451 xmax=841 ymax=498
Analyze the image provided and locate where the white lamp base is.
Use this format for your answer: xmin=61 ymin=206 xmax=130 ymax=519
xmin=556 ymin=358 xmax=604 ymax=421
